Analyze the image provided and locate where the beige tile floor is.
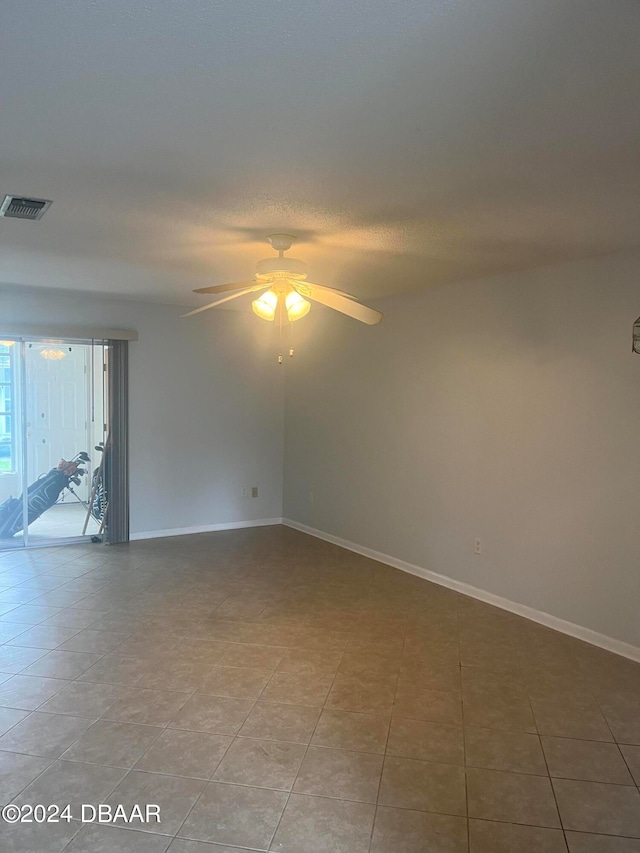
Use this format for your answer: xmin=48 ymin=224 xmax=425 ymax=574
xmin=0 ymin=525 xmax=638 ymax=852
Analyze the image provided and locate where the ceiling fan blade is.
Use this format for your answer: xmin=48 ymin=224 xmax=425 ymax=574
xmin=304 ymin=286 xmax=383 ymax=325
xmin=181 ymin=284 xmax=268 ymax=318
xmin=193 ymin=280 xmax=258 ymax=295
xmin=295 ymin=280 xmax=357 ymax=300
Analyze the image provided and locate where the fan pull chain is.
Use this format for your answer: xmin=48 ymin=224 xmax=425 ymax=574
xmin=277 ymin=292 xmax=284 ymax=364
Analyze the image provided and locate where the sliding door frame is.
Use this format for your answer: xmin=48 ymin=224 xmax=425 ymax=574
xmin=0 ymin=332 xmax=132 ymax=550
xmin=105 ymin=340 xmax=129 ymax=544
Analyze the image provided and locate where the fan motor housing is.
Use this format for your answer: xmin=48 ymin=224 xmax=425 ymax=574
xmin=255 ymin=256 xmax=308 ymax=281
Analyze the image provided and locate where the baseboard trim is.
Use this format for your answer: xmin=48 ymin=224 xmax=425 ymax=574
xmin=283 ymin=518 xmax=640 ymax=664
xmin=131 ymin=517 xmax=283 ymax=541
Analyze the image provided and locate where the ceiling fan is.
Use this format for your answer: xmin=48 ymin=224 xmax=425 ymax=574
xmin=181 ymin=234 xmax=383 ymax=326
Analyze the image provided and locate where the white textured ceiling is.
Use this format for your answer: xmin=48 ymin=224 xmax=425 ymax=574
xmin=1 ymin=0 xmax=640 ymax=306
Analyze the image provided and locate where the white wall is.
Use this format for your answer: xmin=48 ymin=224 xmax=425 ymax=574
xmin=1 ymin=286 xmax=284 ymax=536
xmin=283 ymin=250 xmax=640 ymax=648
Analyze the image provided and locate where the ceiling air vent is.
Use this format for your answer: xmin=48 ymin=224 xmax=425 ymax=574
xmin=0 ymin=195 xmax=52 ymax=221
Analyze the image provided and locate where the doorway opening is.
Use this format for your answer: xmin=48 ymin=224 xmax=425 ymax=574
xmin=0 ymin=336 xmax=127 ymax=549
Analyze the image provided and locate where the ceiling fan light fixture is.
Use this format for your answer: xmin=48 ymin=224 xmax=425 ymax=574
xmin=40 ymin=348 xmax=66 ymax=360
xmin=285 ymin=290 xmax=310 ymax=322
xmin=252 ymin=288 xmax=278 ymax=321
xmin=184 ymin=234 xmax=383 ymax=337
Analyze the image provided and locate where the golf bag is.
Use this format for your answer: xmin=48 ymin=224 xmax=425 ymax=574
xmin=0 ymin=452 xmax=90 ymax=539
xmin=89 ymin=442 xmax=109 ymax=524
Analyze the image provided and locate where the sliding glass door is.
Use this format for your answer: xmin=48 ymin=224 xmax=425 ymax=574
xmin=0 ymin=336 xmax=120 ymax=549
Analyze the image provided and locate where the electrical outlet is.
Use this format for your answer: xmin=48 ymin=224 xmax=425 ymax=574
xmin=251 ymin=486 xmax=258 ymax=498
xmin=308 ymin=490 xmax=314 ymax=504
xmin=241 ymin=487 xmax=247 ymax=498
xmin=474 ymin=538 xmax=482 ymax=555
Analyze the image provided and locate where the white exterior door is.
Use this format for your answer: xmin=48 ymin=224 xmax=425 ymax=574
xmin=25 ymin=345 xmax=90 ymax=500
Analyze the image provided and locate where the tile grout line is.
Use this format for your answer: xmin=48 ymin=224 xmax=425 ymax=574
xmin=522 ymin=659 xmax=568 ymax=849
xmin=456 ymin=598 xmax=471 ymax=853
xmin=364 ymin=572 xmax=403 ymax=853
xmin=262 ymin=607 xmax=353 ymax=852
xmin=589 ymin=677 xmax=640 ymax=796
